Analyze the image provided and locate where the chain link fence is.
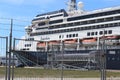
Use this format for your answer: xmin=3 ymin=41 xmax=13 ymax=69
xmin=10 ymin=38 xmax=120 ymax=80
xmin=12 ymin=39 xmax=101 ymax=80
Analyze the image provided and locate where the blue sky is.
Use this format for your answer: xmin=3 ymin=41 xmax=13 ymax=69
xmin=0 ymin=0 xmax=120 ymax=21
xmin=0 ymin=0 xmax=120 ymax=56
xmin=0 ymin=0 xmax=120 ymax=38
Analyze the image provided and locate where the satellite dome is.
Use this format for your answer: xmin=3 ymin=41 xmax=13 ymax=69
xmin=78 ymin=1 xmax=84 ymax=9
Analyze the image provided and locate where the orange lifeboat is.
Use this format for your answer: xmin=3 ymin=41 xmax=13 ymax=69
xmin=48 ymin=40 xmax=60 ymax=45
xmin=64 ymin=39 xmax=77 ymax=44
xmin=82 ymin=38 xmax=96 ymax=45
xmin=37 ymin=42 xmax=46 ymax=47
xmin=105 ymin=36 xmax=120 ymax=45
xmin=106 ymin=36 xmax=120 ymax=39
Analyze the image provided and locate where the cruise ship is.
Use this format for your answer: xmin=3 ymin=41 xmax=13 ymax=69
xmin=14 ymin=0 xmax=120 ymax=69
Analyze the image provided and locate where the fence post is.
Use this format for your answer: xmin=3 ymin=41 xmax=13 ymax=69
xmin=11 ymin=38 xmax=16 ymax=80
xmin=61 ymin=42 xmax=64 ymax=80
xmin=8 ymin=19 xmax=13 ymax=80
xmin=5 ymin=37 xmax=8 ymax=80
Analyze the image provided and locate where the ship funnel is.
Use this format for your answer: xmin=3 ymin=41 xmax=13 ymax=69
xmin=67 ymin=0 xmax=77 ymax=12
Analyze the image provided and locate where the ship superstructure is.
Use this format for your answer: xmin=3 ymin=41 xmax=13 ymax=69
xmin=15 ymin=0 xmax=120 ymax=69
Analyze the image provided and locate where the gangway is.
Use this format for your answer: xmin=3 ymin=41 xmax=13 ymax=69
xmin=48 ymin=50 xmax=100 ymax=70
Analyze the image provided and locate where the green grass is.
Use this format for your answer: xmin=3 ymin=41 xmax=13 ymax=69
xmin=0 ymin=67 xmax=120 ymax=78
xmin=0 ymin=67 xmax=6 ymax=76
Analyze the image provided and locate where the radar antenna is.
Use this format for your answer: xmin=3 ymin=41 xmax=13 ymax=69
xmin=67 ymin=0 xmax=77 ymax=12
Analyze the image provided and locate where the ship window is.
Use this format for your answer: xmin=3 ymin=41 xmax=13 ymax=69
xmin=38 ymin=22 xmax=45 ymax=26
xmin=74 ymin=22 xmax=80 ymax=25
xmin=105 ymin=24 xmax=108 ymax=28
xmin=95 ymin=32 xmax=98 ymax=35
xmin=61 ymin=24 xmax=66 ymax=27
xmin=108 ymin=30 xmax=112 ymax=34
xmin=49 ymin=19 xmax=63 ymax=24
xmin=49 ymin=26 xmax=54 ymax=29
xmin=66 ymin=35 xmax=69 ymax=38
xmin=105 ymin=17 xmax=113 ymax=21
xmin=89 ymin=26 xmax=92 ymax=29
xmin=77 ymin=28 xmax=80 ymax=31
xmin=59 ymin=35 xmax=61 ymax=38
xmin=73 ymin=34 xmax=75 ymax=37
xmin=101 ymin=25 xmax=105 ymax=28
xmin=56 ymin=25 xmax=61 ymax=28
xmin=114 ymin=16 xmax=120 ymax=20
xmin=104 ymin=30 xmax=107 ymax=34
xmin=70 ymin=28 xmax=73 ymax=31
xmin=99 ymin=31 xmax=103 ymax=35
xmin=29 ymin=38 xmax=34 ymax=41
xmin=68 ymin=23 xmax=73 ymax=26
xmin=36 ymin=27 xmax=48 ymax=30
xmin=91 ymin=32 xmax=94 ymax=35
xmin=26 ymin=48 xmax=29 ymax=50
xmin=92 ymin=26 xmax=96 ymax=29
xmin=89 ymin=20 xmax=96 ymax=24
xmin=76 ymin=34 xmax=78 ymax=37
xmin=81 ymin=21 xmax=88 ymax=25
xmin=109 ymin=23 xmax=113 ymax=27
xmin=69 ymin=34 xmax=72 ymax=38
xmin=94 ymin=26 xmax=98 ymax=29
xmin=97 ymin=25 xmax=100 ymax=28
xmin=25 ymin=44 xmax=31 ymax=47
xmin=114 ymin=23 xmax=118 ymax=26
xmin=67 ymin=16 xmax=81 ymax=21
xmin=87 ymin=32 xmax=90 ymax=36
xmin=81 ymin=27 xmax=86 ymax=30
xmin=50 ymin=14 xmax=63 ymax=18
xmin=97 ymin=18 xmax=104 ymax=23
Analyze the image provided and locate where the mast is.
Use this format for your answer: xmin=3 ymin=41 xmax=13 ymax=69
xmin=67 ymin=0 xmax=77 ymax=12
